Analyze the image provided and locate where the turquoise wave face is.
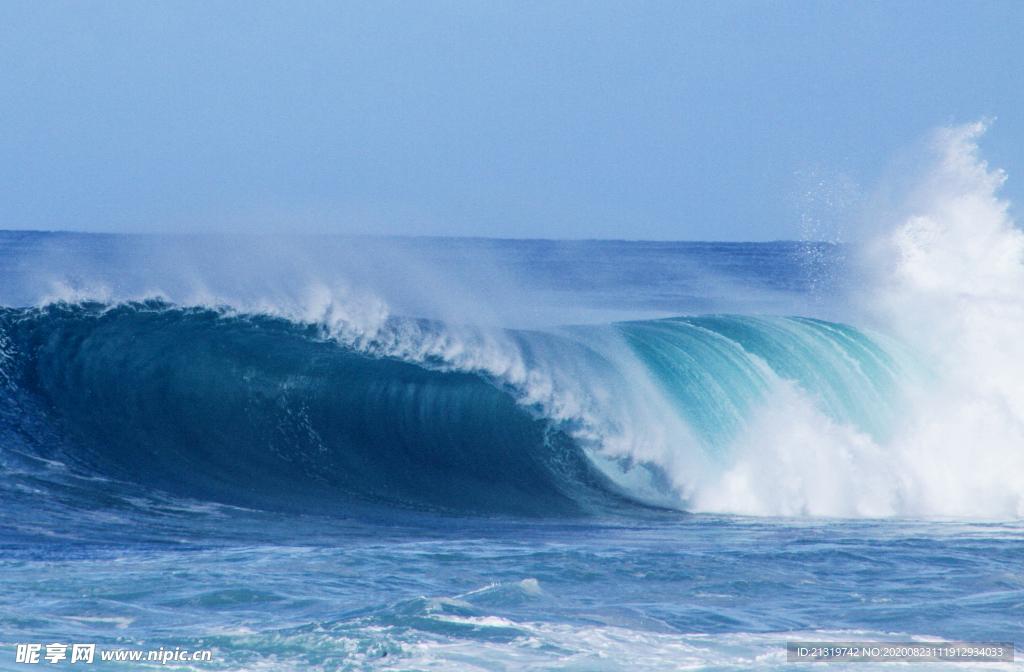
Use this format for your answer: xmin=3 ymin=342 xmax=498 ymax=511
xmin=0 ymin=302 xmax=910 ymax=518
xmin=615 ymin=316 xmax=908 ymax=453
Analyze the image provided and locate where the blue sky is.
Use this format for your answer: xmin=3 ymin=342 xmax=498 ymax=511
xmin=1 ymin=1 xmax=1021 ymax=240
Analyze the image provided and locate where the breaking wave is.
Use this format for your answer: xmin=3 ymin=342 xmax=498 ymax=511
xmin=1 ymin=123 xmax=1021 ymax=520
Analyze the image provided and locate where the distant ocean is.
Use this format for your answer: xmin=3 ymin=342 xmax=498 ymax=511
xmin=1 ymin=128 xmax=1021 ymax=670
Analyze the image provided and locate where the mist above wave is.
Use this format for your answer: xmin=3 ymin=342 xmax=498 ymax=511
xmin=0 ymin=232 xmax=846 ymax=329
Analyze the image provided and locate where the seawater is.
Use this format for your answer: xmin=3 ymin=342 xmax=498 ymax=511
xmin=0 ymin=125 xmax=1022 ymax=670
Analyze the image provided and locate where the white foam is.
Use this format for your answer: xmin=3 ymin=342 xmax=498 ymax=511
xmin=690 ymin=123 xmax=1024 ymax=518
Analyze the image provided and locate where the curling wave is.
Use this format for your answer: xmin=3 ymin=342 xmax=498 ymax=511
xmin=0 ymin=300 xmax=913 ymax=517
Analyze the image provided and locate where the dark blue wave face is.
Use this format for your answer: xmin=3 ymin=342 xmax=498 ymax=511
xmin=0 ymin=302 xmax=620 ymax=516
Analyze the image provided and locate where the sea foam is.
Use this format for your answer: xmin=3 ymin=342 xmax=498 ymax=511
xmin=690 ymin=123 xmax=1024 ymax=518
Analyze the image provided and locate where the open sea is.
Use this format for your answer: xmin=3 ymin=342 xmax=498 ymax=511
xmin=1 ymin=131 xmax=1022 ymax=670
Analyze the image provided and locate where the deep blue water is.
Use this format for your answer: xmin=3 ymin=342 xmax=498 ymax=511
xmin=0 ymin=233 xmax=1020 ymax=671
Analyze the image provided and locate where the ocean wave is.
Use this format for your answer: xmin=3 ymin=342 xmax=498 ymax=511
xmin=0 ymin=299 xmax=911 ymax=518
xmin=1 ymin=125 xmax=1022 ymax=520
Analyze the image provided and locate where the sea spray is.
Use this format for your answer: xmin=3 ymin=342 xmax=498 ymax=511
xmin=870 ymin=122 xmax=1024 ymax=517
xmin=691 ymin=123 xmax=1024 ymax=518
